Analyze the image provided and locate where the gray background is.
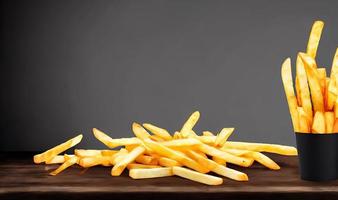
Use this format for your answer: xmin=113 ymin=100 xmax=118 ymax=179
xmin=2 ymin=0 xmax=338 ymax=151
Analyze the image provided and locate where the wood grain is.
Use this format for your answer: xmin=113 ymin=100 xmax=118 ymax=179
xmin=0 ymin=152 xmax=337 ymax=200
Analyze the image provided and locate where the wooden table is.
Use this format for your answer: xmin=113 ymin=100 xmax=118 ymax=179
xmin=1 ymin=152 xmax=337 ymax=200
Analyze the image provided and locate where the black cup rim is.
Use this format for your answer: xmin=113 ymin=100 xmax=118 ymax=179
xmin=295 ymin=132 xmax=338 ymax=135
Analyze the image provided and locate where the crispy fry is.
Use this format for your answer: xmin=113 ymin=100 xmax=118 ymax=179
xmin=79 ymin=155 xmax=112 ymax=168
xmin=143 ymin=139 xmax=209 ymax=173
xmin=50 ymin=156 xmax=79 ymax=176
xmin=317 ymin=68 xmax=327 ymax=95
xmin=34 ymin=134 xmax=83 ymax=164
xmin=135 ymin=155 xmax=158 ymax=165
xmin=212 ymin=156 xmax=226 ymax=165
xmin=221 ymin=148 xmax=251 ymax=156
xmin=127 ymin=163 xmax=161 ymax=170
xmin=325 ymin=112 xmax=334 ymax=133
xmin=129 ymin=167 xmax=173 ymax=179
xmin=333 ymin=119 xmax=338 ymax=132
xmin=93 ymin=128 xmax=141 ymax=148
xmin=143 ymin=123 xmax=172 ymax=140
xmin=173 ymin=166 xmax=223 ymax=186
xmin=180 ymin=111 xmax=200 ymax=138
xmin=214 ymin=128 xmax=234 ymax=147
xmin=297 ymin=107 xmax=310 ymax=133
xmin=299 ymin=53 xmax=325 ymax=112
xmin=306 ymin=20 xmax=324 ymax=59
xmin=296 ymin=55 xmax=313 ymax=123
xmin=75 ymin=149 xmax=102 ymax=157
xmin=158 ymin=157 xmax=182 ymax=167
xmin=281 ymin=58 xmax=300 ymax=131
xmin=312 ymin=111 xmax=326 ymax=133
xmin=198 ymin=144 xmax=252 ymax=167
xmin=100 ymin=150 xmax=118 ymax=157
xmin=202 ymin=131 xmax=215 ymax=136
xmin=132 ymin=123 xmax=151 ymax=140
xmin=161 ymin=138 xmax=201 ymax=148
xmin=244 ymin=152 xmax=280 ymax=170
xmin=111 ymin=146 xmax=146 ymax=176
xmin=222 ymin=142 xmax=297 ymax=156
xmin=295 ymin=76 xmax=302 ymax=106
xmin=45 ymin=155 xmax=66 ymax=164
xmin=149 ymin=135 xmax=165 ymax=142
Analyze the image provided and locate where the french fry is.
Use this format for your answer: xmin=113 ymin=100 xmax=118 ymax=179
xmin=212 ymin=156 xmax=226 ymax=165
xmin=180 ymin=111 xmax=200 ymax=138
xmin=221 ymin=148 xmax=251 ymax=156
xmin=50 ymin=156 xmax=79 ymax=176
xmin=222 ymin=142 xmax=297 ymax=156
xmin=100 ymin=150 xmax=118 ymax=157
xmin=45 ymin=155 xmax=66 ymax=164
xmin=79 ymin=156 xmax=112 ymax=168
xmin=306 ymin=20 xmax=324 ymax=59
xmin=173 ymin=131 xmax=182 ymax=139
xmin=185 ymin=150 xmax=218 ymax=170
xmin=295 ymin=76 xmax=302 ymax=106
xmin=143 ymin=123 xmax=172 ymax=140
xmin=93 ymin=128 xmax=141 ymax=148
xmin=132 ymin=123 xmax=151 ymax=140
xmin=129 ymin=167 xmax=173 ymax=179
xmin=214 ymin=128 xmax=234 ymax=147
xmin=161 ymin=138 xmax=201 ymax=148
xmin=173 ymin=166 xmax=223 ymax=186
xmin=299 ymin=53 xmax=325 ymax=112
xmin=158 ymin=157 xmax=182 ymax=167
xmin=317 ymin=68 xmax=327 ymax=95
xmin=281 ymin=58 xmax=300 ymax=131
xmin=143 ymin=139 xmax=209 ymax=173
xmin=325 ymin=112 xmax=334 ymax=133
xmin=149 ymin=135 xmax=165 ymax=142
xmin=75 ymin=149 xmax=102 ymax=157
xmin=297 ymin=107 xmax=310 ymax=133
xmin=244 ymin=152 xmax=280 ymax=170
xmin=111 ymin=146 xmax=146 ymax=176
xmin=135 ymin=155 xmax=158 ymax=165
xmin=194 ymin=136 xmax=215 ymax=145
xmin=333 ymin=119 xmax=338 ymax=132
xmin=198 ymin=143 xmax=252 ymax=167
xmin=296 ymin=55 xmax=313 ymax=123
xmin=312 ymin=111 xmax=326 ymax=133
xmin=202 ymin=131 xmax=215 ymax=136
xmin=34 ymin=134 xmax=83 ymax=164
xmin=127 ymin=163 xmax=161 ymax=170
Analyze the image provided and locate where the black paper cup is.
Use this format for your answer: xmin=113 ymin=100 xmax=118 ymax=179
xmin=295 ymin=132 xmax=337 ymax=181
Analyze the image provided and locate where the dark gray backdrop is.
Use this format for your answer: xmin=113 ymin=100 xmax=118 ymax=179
xmin=2 ymin=0 xmax=338 ymax=151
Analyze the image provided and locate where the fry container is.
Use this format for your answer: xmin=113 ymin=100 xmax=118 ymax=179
xmin=295 ymin=132 xmax=337 ymax=181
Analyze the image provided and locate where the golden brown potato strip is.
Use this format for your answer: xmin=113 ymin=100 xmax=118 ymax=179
xmin=173 ymin=166 xmax=223 ymax=186
xmin=312 ymin=111 xmax=326 ymax=133
xmin=45 ymin=155 xmax=66 ymax=164
xmin=74 ymin=149 xmax=102 ymax=157
xmin=297 ymin=107 xmax=310 ymax=133
xmin=135 ymin=155 xmax=158 ymax=165
xmin=143 ymin=123 xmax=172 ymax=140
xmin=127 ymin=163 xmax=161 ymax=170
xmin=180 ymin=111 xmax=200 ymax=137
xmin=306 ymin=20 xmax=324 ymax=59
xmin=111 ymin=146 xmax=146 ymax=176
xmin=93 ymin=128 xmax=141 ymax=148
xmin=158 ymin=157 xmax=182 ymax=167
xmin=160 ymin=138 xmax=201 ymax=148
xmin=214 ymin=128 xmax=234 ymax=147
xmin=325 ymin=112 xmax=334 ymax=133
xmin=243 ymin=152 xmax=280 ymax=170
xmin=281 ymin=58 xmax=300 ymax=131
xmin=129 ymin=167 xmax=173 ymax=179
xmin=317 ymin=68 xmax=327 ymax=95
xmin=202 ymin=131 xmax=215 ymax=136
xmin=149 ymin=135 xmax=165 ymax=142
xmin=212 ymin=156 xmax=226 ymax=165
xmin=132 ymin=123 xmax=151 ymax=140
xmin=295 ymin=76 xmax=302 ymax=106
xmin=222 ymin=142 xmax=297 ymax=156
xmin=34 ymin=134 xmax=83 ymax=164
xmin=50 ymin=156 xmax=79 ymax=176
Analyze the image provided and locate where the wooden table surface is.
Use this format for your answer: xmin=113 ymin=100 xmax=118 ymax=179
xmin=1 ymin=152 xmax=337 ymax=200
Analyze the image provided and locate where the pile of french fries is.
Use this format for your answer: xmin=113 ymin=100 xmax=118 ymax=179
xmin=282 ymin=20 xmax=338 ymax=133
xmin=34 ymin=111 xmax=297 ymax=185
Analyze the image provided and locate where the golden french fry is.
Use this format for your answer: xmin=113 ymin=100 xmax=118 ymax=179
xmin=306 ymin=20 xmax=324 ymax=59
xmin=317 ymin=68 xmax=327 ymax=95
xmin=127 ymin=163 xmax=161 ymax=170
xmin=173 ymin=166 xmax=223 ymax=186
xmin=74 ymin=149 xmax=102 ymax=157
xmin=149 ymin=135 xmax=165 ymax=142
xmin=222 ymin=142 xmax=297 ymax=156
xmin=212 ymin=156 xmax=226 ymax=165
xmin=214 ymin=128 xmax=234 ymax=147
xmin=100 ymin=150 xmax=118 ymax=157
xmin=299 ymin=53 xmax=325 ymax=112
xmin=193 ymin=136 xmax=215 ymax=145
xmin=111 ymin=146 xmax=146 ymax=176
xmin=158 ymin=157 xmax=182 ymax=167
xmin=79 ymin=155 xmax=113 ymax=168
xmin=221 ymin=148 xmax=251 ymax=156
xmin=135 ymin=155 xmax=158 ymax=165
xmin=129 ymin=167 xmax=173 ymax=179
xmin=312 ymin=111 xmax=326 ymax=133
xmin=143 ymin=123 xmax=172 ymax=140
xmin=45 ymin=155 xmax=66 ymax=164
xmin=296 ymin=55 xmax=313 ymax=123
xmin=180 ymin=111 xmax=200 ymax=137
xmin=173 ymin=131 xmax=181 ymax=139
xmin=198 ymin=144 xmax=252 ymax=167
xmin=93 ymin=128 xmax=141 ymax=148
xmin=297 ymin=107 xmax=310 ymax=133
xmin=143 ymin=139 xmax=209 ymax=173
xmin=202 ymin=131 xmax=215 ymax=136
xmin=132 ymin=123 xmax=151 ymax=140
xmin=50 ymin=156 xmax=79 ymax=176
xmin=281 ymin=58 xmax=300 ymax=131
xmin=185 ymin=150 xmax=218 ymax=170
xmin=161 ymin=138 xmax=201 ymax=148
xmin=325 ymin=112 xmax=334 ymax=133
xmin=327 ymin=77 xmax=337 ymax=110
xmin=295 ymin=76 xmax=302 ymax=106
xmin=244 ymin=152 xmax=280 ymax=170
xmin=34 ymin=134 xmax=83 ymax=164
xmin=333 ymin=119 xmax=338 ymax=132
xmin=325 ymin=77 xmax=330 ymax=110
